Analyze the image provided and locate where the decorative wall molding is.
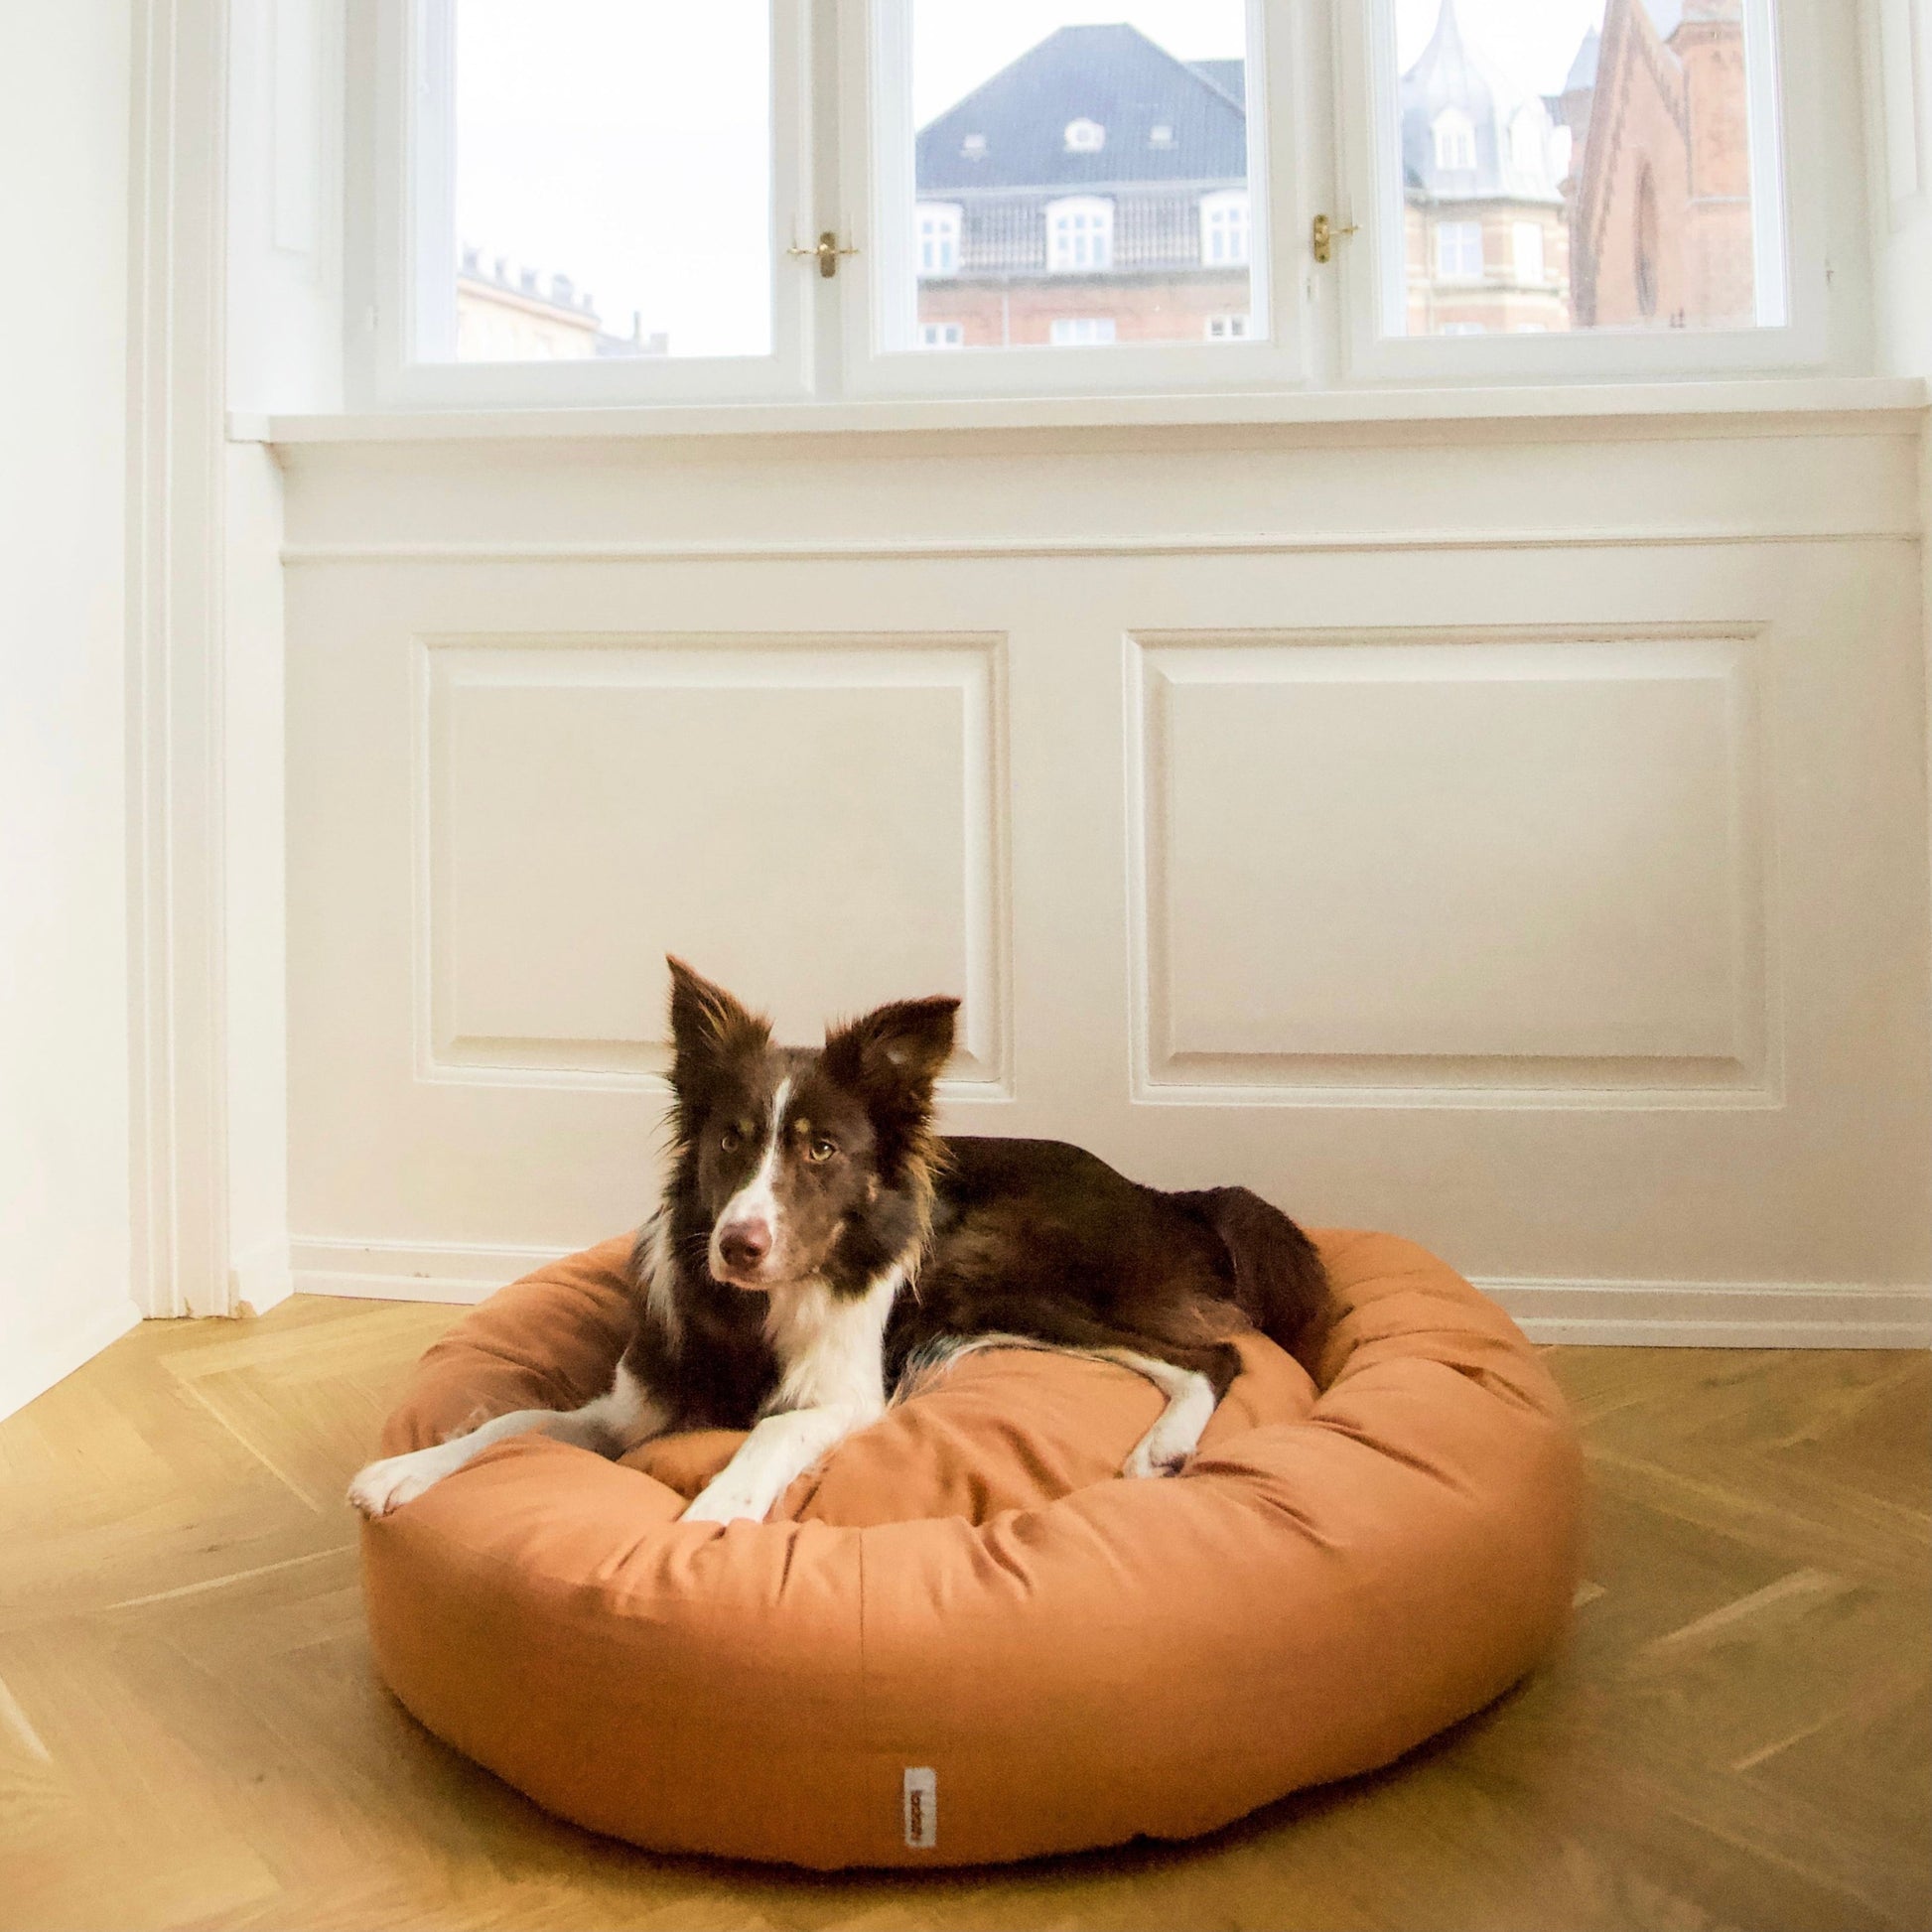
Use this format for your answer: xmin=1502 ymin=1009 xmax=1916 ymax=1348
xmin=278 ymin=525 xmax=1920 ymax=568
xmin=289 ymin=1234 xmax=1931 ymax=1348
xmin=1126 ymin=623 xmax=1778 ymax=1109
xmin=125 ymin=0 xmax=234 ymax=1317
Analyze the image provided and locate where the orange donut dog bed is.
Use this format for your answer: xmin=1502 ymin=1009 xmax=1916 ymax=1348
xmin=359 ymin=1227 xmax=1584 ymax=1868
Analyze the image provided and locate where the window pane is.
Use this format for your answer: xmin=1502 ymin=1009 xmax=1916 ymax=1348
xmin=905 ymin=3 xmax=1255 ymax=350
xmin=1388 ymin=0 xmax=1779 ymax=337
xmin=441 ymin=0 xmax=770 ymax=362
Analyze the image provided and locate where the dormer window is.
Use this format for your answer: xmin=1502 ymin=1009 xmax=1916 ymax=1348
xmin=1046 ymin=196 xmax=1114 ymax=272
xmin=1149 ymin=123 xmax=1174 ymax=148
xmin=1433 ymin=108 xmax=1476 ymax=172
xmin=961 ymin=132 xmax=986 ymax=160
xmin=1510 ymin=106 xmax=1544 ymax=176
xmin=916 ymin=203 xmax=961 ymax=278
xmin=1199 ymin=190 xmax=1250 ymax=266
xmin=1063 ymin=118 xmax=1105 ymax=153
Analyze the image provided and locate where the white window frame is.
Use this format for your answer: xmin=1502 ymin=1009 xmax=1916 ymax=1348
xmin=916 ymin=202 xmax=961 ymax=277
xmin=1435 ymin=219 xmax=1483 ymax=281
xmin=345 ymin=0 xmax=818 ymax=409
xmin=1511 ymin=218 xmax=1544 ymax=285
xmin=1049 ymin=316 xmax=1117 ymax=345
xmin=1063 ymin=117 xmax=1106 ymax=153
xmin=1432 ymin=108 xmax=1475 ymax=173
xmin=1200 ymin=189 xmax=1251 ymax=265
xmin=1335 ymin=0 xmax=1826 ymax=382
xmin=846 ymin=0 xmax=1299 ymax=398
xmin=1045 ymin=196 xmax=1116 ymax=273
xmin=917 ymin=320 xmax=964 ymax=347
xmin=1205 ymin=313 xmax=1251 ymax=339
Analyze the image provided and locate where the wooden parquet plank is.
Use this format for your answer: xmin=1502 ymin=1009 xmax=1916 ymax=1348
xmin=0 ymin=1313 xmax=1924 ymax=1932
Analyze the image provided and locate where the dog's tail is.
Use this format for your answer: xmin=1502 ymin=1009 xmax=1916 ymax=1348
xmin=1172 ymin=1185 xmax=1331 ymax=1366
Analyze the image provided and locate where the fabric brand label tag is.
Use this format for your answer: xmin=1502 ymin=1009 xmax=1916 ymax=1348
xmin=901 ymin=1766 xmax=937 ymax=1849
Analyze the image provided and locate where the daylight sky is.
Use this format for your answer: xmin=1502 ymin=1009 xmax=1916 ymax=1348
xmin=451 ymin=1 xmax=1617 ymax=360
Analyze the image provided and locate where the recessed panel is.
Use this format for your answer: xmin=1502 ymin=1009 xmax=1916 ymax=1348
xmin=423 ymin=638 xmax=1005 ymax=1083
xmin=1134 ymin=633 xmax=1767 ymax=1098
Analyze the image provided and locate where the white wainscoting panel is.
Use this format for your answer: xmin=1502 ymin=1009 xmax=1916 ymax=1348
xmin=1130 ymin=628 xmax=1770 ymax=1104
xmin=420 ymin=635 xmax=1006 ymax=1087
xmin=281 ymin=415 xmax=1931 ymax=1336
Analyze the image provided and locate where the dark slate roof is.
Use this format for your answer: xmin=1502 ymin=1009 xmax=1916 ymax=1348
xmin=1188 ymin=59 xmax=1245 ymax=108
xmin=916 ymin=24 xmax=1246 ymax=194
xmin=1564 ymin=26 xmax=1601 ymax=92
xmin=1400 ymin=0 xmax=1563 ymax=205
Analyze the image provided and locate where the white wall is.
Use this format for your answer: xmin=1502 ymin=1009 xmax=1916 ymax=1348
xmin=0 ymin=0 xmax=141 ymax=1417
xmin=276 ymin=397 xmax=1932 ymax=1345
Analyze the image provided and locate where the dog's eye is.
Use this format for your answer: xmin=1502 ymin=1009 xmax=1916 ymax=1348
xmin=806 ymin=1138 xmax=838 ymax=1164
xmin=719 ymin=1128 xmax=741 ymax=1154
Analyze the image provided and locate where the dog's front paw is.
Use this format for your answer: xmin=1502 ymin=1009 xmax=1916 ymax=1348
xmin=347 ymin=1446 xmax=452 ymax=1518
xmin=679 ymin=1477 xmax=774 ymax=1525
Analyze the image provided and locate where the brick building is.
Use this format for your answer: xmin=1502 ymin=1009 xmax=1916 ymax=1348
xmin=1566 ymin=0 xmax=1755 ymax=330
xmin=912 ymin=25 xmax=1252 ymax=349
xmin=1400 ymin=0 xmax=1573 ymax=336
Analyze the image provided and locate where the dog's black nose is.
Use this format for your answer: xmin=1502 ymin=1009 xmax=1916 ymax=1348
xmin=718 ymin=1221 xmax=771 ymax=1273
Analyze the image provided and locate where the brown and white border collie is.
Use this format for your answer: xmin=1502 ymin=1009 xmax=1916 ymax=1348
xmin=348 ymin=959 xmax=1329 ymax=1525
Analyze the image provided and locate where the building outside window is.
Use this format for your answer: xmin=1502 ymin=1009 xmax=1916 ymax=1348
xmin=1436 ymin=220 xmax=1484 ymax=279
xmin=1049 ymin=316 xmax=1117 ymax=345
xmin=1200 ymin=190 xmax=1250 ymax=265
xmin=1433 ymin=107 xmax=1476 ymax=170
xmin=1204 ymin=313 xmax=1251 ymax=339
xmin=1512 ymin=219 xmax=1545 ymax=284
xmin=917 ymin=321 xmax=964 ymax=347
xmin=910 ymin=23 xmax=1254 ymax=351
xmin=1046 ymin=197 xmax=1116 ymax=272
xmin=916 ymin=204 xmax=961 ymax=276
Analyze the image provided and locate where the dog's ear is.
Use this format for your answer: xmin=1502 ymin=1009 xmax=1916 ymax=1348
xmin=821 ymin=996 xmax=959 ymax=1103
xmin=665 ymin=956 xmax=769 ymax=1081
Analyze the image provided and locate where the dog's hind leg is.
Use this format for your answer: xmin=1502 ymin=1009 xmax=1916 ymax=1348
xmin=347 ymin=1363 xmax=664 ymax=1518
xmin=1095 ymin=1348 xmax=1226 ymax=1478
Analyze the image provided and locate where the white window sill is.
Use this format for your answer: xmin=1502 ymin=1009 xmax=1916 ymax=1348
xmin=237 ymin=375 xmax=1930 ymax=449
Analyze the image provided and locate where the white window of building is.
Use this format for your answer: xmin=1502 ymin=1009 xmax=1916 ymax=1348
xmin=1509 ymin=106 xmax=1545 ymax=176
xmin=1433 ymin=108 xmax=1476 ymax=172
xmin=916 ymin=204 xmax=961 ymax=277
xmin=1049 ymin=316 xmax=1116 ymax=345
xmin=1205 ymin=314 xmax=1251 ymax=340
xmin=960 ymin=132 xmax=987 ymax=160
xmin=917 ymin=322 xmax=964 ymax=348
xmin=1063 ymin=117 xmax=1105 ymax=153
xmin=1440 ymin=322 xmax=1486 ymax=335
xmin=1199 ymin=190 xmax=1251 ymax=266
xmin=1436 ymin=220 xmax=1484 ymax=279
xmin=1046 ymin=197 xmax=1114 ymax=272
xmin=1512 ymin=220 xmax=1545 ymax=284
xmin=1149 ymin=122 xmax=1174 ymax=148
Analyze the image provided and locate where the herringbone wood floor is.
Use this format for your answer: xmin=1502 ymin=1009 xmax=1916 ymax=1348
xmin=0 ymin=1297 xmax=1925 ymax=1932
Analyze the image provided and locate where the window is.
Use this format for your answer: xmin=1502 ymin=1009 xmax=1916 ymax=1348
xmin=1045 ymin=197 xmax=1115 ymax=273
xmin=1199 ymin=190 xmax=1250 ymax=266
xmin=1436 ymin=221 xmax=1483 ymax=280
xmin=882 ymin=2 xmax=1266 ymax=374
xmin=1509 ymin=106 xmax=1544 ymax=177
xmin=1371 ymin=0 xmax=1797 ymax=358
xmin=1512 ymin=220 xmax=1544 ymax=285
xmin=1432 ymin=108 xmax=1475 ymax=172
xmin=1049 ymin=317 xmax=1116 ymax=345
xmin=355 ymin=0 xmax=1827 ymax=408
xmin=916 ymin=203 xmax=960 ymax=277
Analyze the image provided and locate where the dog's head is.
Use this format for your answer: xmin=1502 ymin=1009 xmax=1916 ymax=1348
xmin=663 ymin=957 xmax=957 ymax=1295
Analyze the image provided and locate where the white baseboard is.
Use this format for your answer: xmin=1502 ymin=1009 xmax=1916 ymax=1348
xmin=291 ymin=1236 xmax=1932 ymax=1349
xmin=231 ymin=1236 xmax=294 ymax=1317
xmin=1482 ymin=1277 xmax=1932 ymax=1348
xmin=291 ymin=1236 xmax=579 ymax=1305
xmin=0 ymin=1297 xmax=143 ymax=1424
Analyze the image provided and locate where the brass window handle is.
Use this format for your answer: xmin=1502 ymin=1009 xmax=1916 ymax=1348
xmin=1311 ymin=213 xmax=1359 ymax=264
xmin=787 ymin=230 xmax=860 ymax=278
